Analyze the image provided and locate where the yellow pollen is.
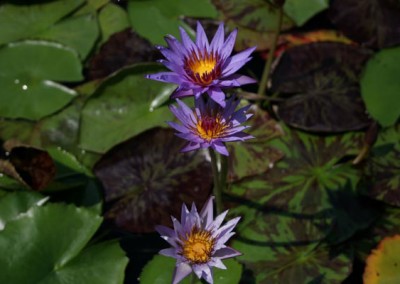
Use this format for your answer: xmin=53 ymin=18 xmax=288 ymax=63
xmin=181 ymin=228 xmax=214 ymax=264
xmin=196 ymin=116 xmax=226 ymax=141
xmin=191 ymin=58 xmax=216 ymax=77
xmin=185 ymin=51 xmax=220 ymax=86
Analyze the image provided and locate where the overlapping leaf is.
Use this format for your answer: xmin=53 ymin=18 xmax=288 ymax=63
xmin=227 ymin=106 xmax=284 ymax=182
xmin=360 ymin=125 xmax=400 ymax=206
xmin=283 ymin=0 xmax=329 ymax=26
xmin=232 ymin=209 xmax=351 ymax=284
xmin=361 ymin=48 xmax=400 ymax=127
xmin=128 ymin=0 xmax=217 ymax=45
xmin=94 ymin=127 xmax=212 ymax=233
xmin=329 ymin=0 xmax=400 ymax=49
xmin=80 ymin=63 xmax=175 ymax=153
xmin=212 ymin=0 xmax=294 ymax=50
xmin=271 ymin=42 xmax=372 ymax=132
xmin=0 ymin=41 xmax=83 ymax=120
xmin=0 ymin=203 xmax=128 ymax=284
xmin=0 ymin=0 xmax=84 ymax=45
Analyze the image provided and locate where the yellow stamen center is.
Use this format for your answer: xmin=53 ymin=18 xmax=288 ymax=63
xmin=196 ymin=115 xmax=227 ymax=141
xmin=185 ymin=50 xmax=221 ymax=86
xmin=181 ymin=228 xmax=214 ymax=264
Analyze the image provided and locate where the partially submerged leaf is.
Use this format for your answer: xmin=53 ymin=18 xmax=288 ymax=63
xmin=94 ymin=127 xmax=212 ymax=233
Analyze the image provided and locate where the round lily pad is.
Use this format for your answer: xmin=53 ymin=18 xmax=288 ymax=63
xmin=94 ymin=127 xmax=212 ymax=233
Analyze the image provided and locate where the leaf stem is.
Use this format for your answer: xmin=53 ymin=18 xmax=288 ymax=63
xmin=257 ymin=7 xmax=284 ymax=97
xmin=209 ymin=148 xmax=223 ymax=214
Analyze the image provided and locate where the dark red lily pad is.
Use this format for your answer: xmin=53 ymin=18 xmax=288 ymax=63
xmin=94 ymin=127 xmax=212 ymax=233
xmin=329 ymin=0 xmax=400 ymax=49
xmin=227 ymin=105 xmax=284 ymax=182
xmin=87 ymin=28 xmax=158 ymax=80
xmin=271 ymin=42 xmax=372 ymax=132
xmin=0 ymin=141 xmax=56 ymax=190
xmin=360 ymin=124 xmax=400 ymax=206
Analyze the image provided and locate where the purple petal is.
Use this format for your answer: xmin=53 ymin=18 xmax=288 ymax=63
xmin=213 ymin=216 xmax=241 ymax=241
xmin=171 ymin=87 xmax=194 ymax=99
xmin=221 ymin=132 xmax=254 ymax=142
xmin=209 ymin=258 xmax=227 ymax=270
xmin=221 ymin=28 xmax=237 ymax=60
xmin=176 ymin=132 xmax=203 ymax=143
xmin=165 ymin=35 xmax=187 ymax=57
xmin=180 ymin=203 xmax=190 ymax=227
xmin=222 ymin=46 xmax=256 ymax=76
xmin=179 ymin=27 xmax=197 ymax=54
xmin=158 ymin=59 xmax=184 ymax=74
xmin=212 ymin=141 xmax=229 ymax=156
xmin=146 ymin=72 xmax=182 ymax=84
xmin=159 ymin=247 xmax=177 ymax=258
xmin=172 ymin=262 xmax=192 ymax=284
xmin=181 ymin=142 xmax=202 ymax=152
xmin=207 ymin=210 xmax=228 ymax=232
xmin=193 ymin=264 xmax=213 ymax=284
xmin=217 ymin=74 xmax=257 ymax=87
xmin=167 ymin=121 xmax=190 ymax=134
xmin=210 ymin=22 xmax=225 ymax=53
xmin=213 ymin=247 xmax=241 ymax=259
xmin=200 ymin=196 xmax=215 ymax=227
xmin=208 ymin=88 xmax=226 ymax=107
xmin=157 ymin=45 xmax=183 ymax=65
xmin=196 ymin=21 xmax=210 ymax=51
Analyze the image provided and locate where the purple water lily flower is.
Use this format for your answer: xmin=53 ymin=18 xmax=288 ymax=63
xmin=146 ymin=21 xmax=256 ymax=107
xmin=156 ymin=196 xmax=241 ymax=284
xmin=168 ymin=96 xmax=254 ymax=156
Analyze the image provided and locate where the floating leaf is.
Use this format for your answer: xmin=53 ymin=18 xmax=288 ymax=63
xmin=74 ymin=0 xmax=109 ymax=15
xmin=80 ymin=64 xmax=175 ymax=153
xmin=271 ymin=42 xmax=372 ymax=132
xmin=0 ymin=0 xmax=84 ymax=45
xmin=361 ymin=47 xmax=400 ymax=127
xmin=232 ymin=127 xmax=363 ymax=214
xmin=98 ymin=3 xmax=130 ymax=44
xmin=360 ymin=125 xmax=400 ymax=206
xmin=0 ymin=191 xmax=46 ymax=230
xmin=329 ymin=0 xmax=400 ymax=49
xmin=39 ymin=13 xmax=100 ymax=60
xmin=140 ymin=255 xmax=242 ymax=284
xmin=212 ymin=0 xmax=294 ymax=50
xmin=128 ymin=0 xmax=217 ymax=45
xmin=0 ymin=203 xmax=128 ymax=284
xmin=232 ymin=209 xmax=351 ymax=283
xmin=283 ymin=0 xmax=329 ymax=26
xmin=0 ymin=41 xmax=83 ymax=120
xmin=87 ymin=29 xmax=157 ymax=80
xmin=0 ymin=141 xmax=56 ymax=191
xmin=363 ymin=235 xmax=400 ymax=284
xmin=94 ymin=127 xmax=212 ymax=233
xmin=227 ymin=106 xmax=284 ymax=182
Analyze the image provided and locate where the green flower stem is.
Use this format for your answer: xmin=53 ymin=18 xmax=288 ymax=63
xmin=257 ymin=7 xmax=284 ymax=97
xmin=220 ymin=154 xmax=229 ymax=200
xmin=209 ymin=148 xmax=223 ymax=214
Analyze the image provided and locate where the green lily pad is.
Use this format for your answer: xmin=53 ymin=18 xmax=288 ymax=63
xmin=0 ymin=191 xmax=47 ymax=230
xmin=0 ymin=0 xmax=84 ymax=45
xmin=227 ymin=106 xmax=284 ymax=182
xmin=232 ymin=210 xmax=351 ymax=283
xmin=0 ymin=203 xmax=128 ymax=284
xmin=212 ymin=0 xmax=294 ymax=50
xmin=80 ymin=63 xmax=175 ymax=153
xmin=361 ymin=47 xmax=400 ymax=127
xmin=271 ymin=42 xmax=372 ymax=132
xmin=329 ymin=0 xmax=400 ymax=49
xmin=98 ymin=3 xmax=130 ymax=44
xmin=94 ymin=127 xmax=212 ymax=233
xmin=140 ymin=255 xmax=242 ymax=284
xmin=39 ymin=13 xmax=100 ymax=60
xmin=283 ymin=0 xmax=329 ymax=26
xmin=360 ymin=124 xmax=400 ymax=206
xmin=74 ymin=0 xmax=109 ymax=15
xmin=128 ymin=0 xmax=217 ymax=45
xmin=0 ymin=41 xmax=83 ymax=120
